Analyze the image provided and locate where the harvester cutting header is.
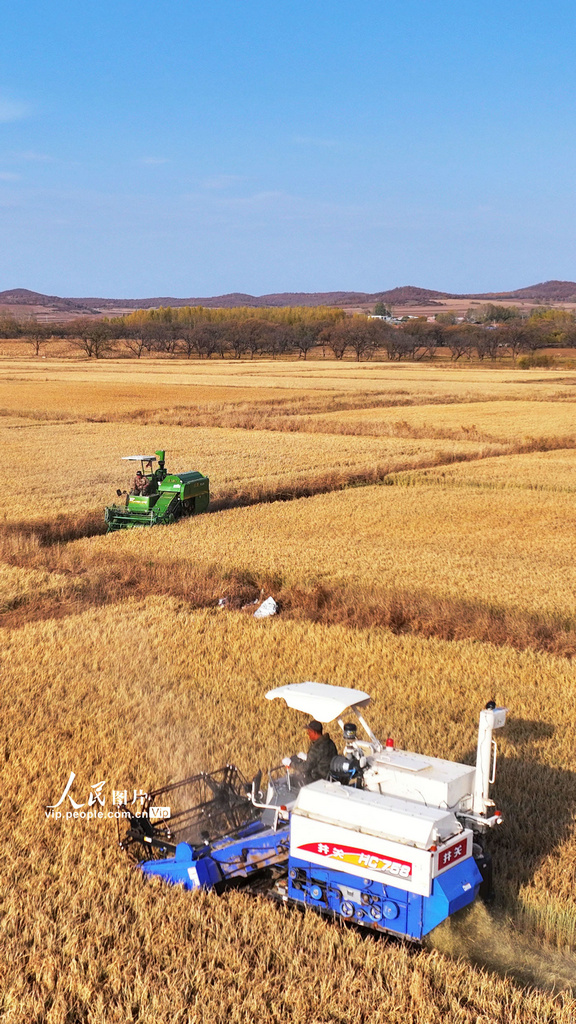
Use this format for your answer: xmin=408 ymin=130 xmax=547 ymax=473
xmin=120 ymin=683 xmax=508 ymax=943
xmin=105 ymin=449 xmax=209 ymax=532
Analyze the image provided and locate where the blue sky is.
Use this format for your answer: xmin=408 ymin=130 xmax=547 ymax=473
xmin=1 ymin=0 xmax=575 ymax=296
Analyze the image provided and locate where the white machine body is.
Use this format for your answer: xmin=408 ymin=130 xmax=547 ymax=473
xmin=290 ymin=781 xmax=474 ymax=897
xmin=362 ymin=749 xmax=476 ymax=813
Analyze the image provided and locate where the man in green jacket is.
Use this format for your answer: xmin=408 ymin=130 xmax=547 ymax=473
xmin=284 ymin=720 xmax=337 ymax=785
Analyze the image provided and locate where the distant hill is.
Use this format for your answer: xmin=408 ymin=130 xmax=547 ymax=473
xmin=458 ymin=280 xmax=576 ymax=303
xmin=66 ymin=289 xmax=446 ymax=310
xmin=2 ymin=280 xmax=576 ymax=312
xmin=0 ymin=288 xmax=95 ymax=311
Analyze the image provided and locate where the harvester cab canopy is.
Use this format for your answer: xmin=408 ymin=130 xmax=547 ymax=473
xmin=265 ymin=681 xmax=371 ymax=723
xmin=266 ymin=681 xmax=381 ymax=751
xmin=122 ymin=454 xmax=158 ymax=470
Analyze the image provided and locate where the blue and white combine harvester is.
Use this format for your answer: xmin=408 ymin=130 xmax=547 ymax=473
xmin=120 ymin=683 xmax=507 ymax=942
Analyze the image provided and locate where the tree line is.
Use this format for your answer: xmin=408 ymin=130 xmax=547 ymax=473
xmin=1 ymin=302 xmax=575 ymax=361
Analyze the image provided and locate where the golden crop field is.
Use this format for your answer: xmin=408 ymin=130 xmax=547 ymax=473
xmin=0 ymin=375 xmax=304 ymax=418
xmin=0 ymin=420 xmax=488 ymax=523
xmin=4 ymin=356 xmax=576 ymax=408
xmin=4 ymin=356 xmax=576 ymax=1021
xmin=3 ymin=601 xmax=576 ymax=1022
xmin=311 ymin=399 xmax=576 ymax=442
xmin=79 ymin=483 xmax=576 ymax=624
xmin=394 ymin=448 xmax=576 ymax=493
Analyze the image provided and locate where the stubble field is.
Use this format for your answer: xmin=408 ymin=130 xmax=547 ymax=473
xmin=3 ymin=356 xmax=576 ymax=1022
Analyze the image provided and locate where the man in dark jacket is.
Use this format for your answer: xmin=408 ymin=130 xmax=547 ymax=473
xmin=299 ymin=720 xmax=338 ymax=784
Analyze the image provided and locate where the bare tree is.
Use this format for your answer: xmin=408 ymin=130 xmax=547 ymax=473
xmin=227 ymin=321 xmax=249 ymax=359
xmin=158 ymin=324 xmax=180 ymax=355
xmin=23 ymin=322 xmax=51 ymax=356
xmin=273 ymin=325 xmax=298 ymax=359
xmin=445 ymin=325 xmax=476 ymax=361
xmin=69 ymin=318 xmax=114 ymax=359
xmin=178 ymin=323 xmax=198 ymax=359
xmin=243 ymin=319 xmax=266 ymax=360
xmin=0 ymin=315 xmax=21 ymax=339
xmin=189 ymin=322 xmax=222 ymax=359
xmin=292 ymin=323 xmax=318 ymax=360
xmin=123 ymin=324 xmax=148 ymax=358
xmin=347 ymin=320 xmax=375 ymax=361
xmin=321 ymin=324 xmax=349 ymax=360
xmin=259 ymin=323 xmax=287 ymax=359
xmin=474 ymin=329 xmax=500 ymax=360
xmin=399 ymin=320 xmax=444 ymax=360
xmin=381 ymin=329 xmax=403 ymax=360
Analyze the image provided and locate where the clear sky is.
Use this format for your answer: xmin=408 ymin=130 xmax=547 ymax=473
xmin=1 ymin=1 xmax=575 ymax=297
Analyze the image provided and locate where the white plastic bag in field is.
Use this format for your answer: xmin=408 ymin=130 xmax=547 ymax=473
xmin=253 ymin=597 xmax=278 ymax=619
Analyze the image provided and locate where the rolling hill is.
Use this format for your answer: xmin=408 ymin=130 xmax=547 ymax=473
xmin=1 ymin=280 xmax=575 ymax=313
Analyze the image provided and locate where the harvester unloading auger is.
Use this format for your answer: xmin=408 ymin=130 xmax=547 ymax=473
xmin=119 ymin=683 xmax=507 ymax=942
xmin=105 ymin=450 xmax=209 ymax=532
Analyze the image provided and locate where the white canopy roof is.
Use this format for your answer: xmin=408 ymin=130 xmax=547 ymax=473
xmin=265 ymin=682 xmax=371 ymax=723
xmin=121 ymin=455 xmax=157 ymax=462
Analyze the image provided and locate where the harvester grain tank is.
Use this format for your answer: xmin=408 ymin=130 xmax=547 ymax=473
xmin=105 ymin=449 xmax=209 ymax=532
xmin=120 ymin=683 xmax=507 ymax=942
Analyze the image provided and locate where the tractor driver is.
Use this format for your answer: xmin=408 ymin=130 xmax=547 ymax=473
xmin=283 ymin=720 xmax=337 ymax=785
xmin=133 ymin=470 xmax=149 ymax=496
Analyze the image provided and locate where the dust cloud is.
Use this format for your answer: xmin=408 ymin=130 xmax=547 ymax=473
xmin=428 ymin=901 xmax=576 ymax=994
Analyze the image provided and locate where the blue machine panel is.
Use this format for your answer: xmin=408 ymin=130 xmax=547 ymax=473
xmin=141 ymin=841 xmax=222 ymax=890
xmin=287 ymin=853 xmax=482 ymax=941
xmin=140 ymin=823 xmax=290 ymax=892
xmin=422 ymin=857 xmax=483 ymax=935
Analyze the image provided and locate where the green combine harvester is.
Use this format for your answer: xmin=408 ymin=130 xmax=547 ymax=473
xmin=105 ymin=449 xmax=209 ymax=532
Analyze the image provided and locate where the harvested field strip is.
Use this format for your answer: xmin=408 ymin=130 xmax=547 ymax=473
xmin=3 ymin=540 xmax=576 ymax=658
xmin=111 ymin=392 xmax=576 ymax=429
xmin=77 ymin=485 xmax=576 ymax=623
xmin=306 ymin=399 xmax=576 ymax=443
xmin=209 ymin=447 xmax=498 ymax=509
xmin=6 ymin=393 xmax=576 ymax=435
xmin=5 ymin=445 xmax=576 ymax=645
xmin=0 ymin=390 xmax=562 ymax=430
xmin=5 ymin=358 xmax=576 ymax=417
xmin=389 ymin=448 xmax=576 ymax=493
